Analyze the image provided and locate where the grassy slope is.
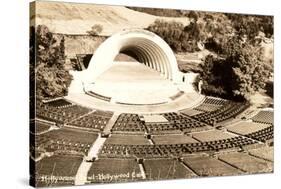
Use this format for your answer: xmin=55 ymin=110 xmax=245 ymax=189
xmin=31 ymin=1 xmax=190 ymax=35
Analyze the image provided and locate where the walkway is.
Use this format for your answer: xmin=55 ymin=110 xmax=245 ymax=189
xmin=74 ymin=135 xmax=108 ymax=185
xmin=67 ymin=92 xmax=204 ymax=114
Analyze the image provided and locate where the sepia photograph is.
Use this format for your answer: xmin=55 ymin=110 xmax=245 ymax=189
xmin=29 ymin=0 xmax=274 ymax=187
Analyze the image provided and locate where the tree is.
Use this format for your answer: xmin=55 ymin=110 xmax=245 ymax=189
xmin=196 ymin=12 xmax=234 ymax=54
xmin=187 ymin=11 xmax=199 ymax=22
xmin=226 ymin=14 xmax=273 ymax=43
xmin=87 ymin=24 xmax=103 ymax=36
xmin=227 ymin=39 xmax=271 ymax=99
xmin=147 ymin=19 xmax=199 ymax=52
xmin=35 ymin=25 xmax=72 ymax=100
xmin=199 ymin=37 xmax=271 ymax=101
xmin=199 ymin=55 xmax=231 ymax=99
xmin=30 ymin=26 xmax=36 ymax=117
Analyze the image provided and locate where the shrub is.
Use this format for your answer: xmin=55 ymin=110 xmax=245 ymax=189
xmin=87 ymin=24 xmax=103 ymax=36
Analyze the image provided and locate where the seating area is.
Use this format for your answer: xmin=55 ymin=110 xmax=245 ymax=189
xmin=194 ymin=97 xmax=228 ymax=112
xmin=158 ymin=136 xmax=257 ymax=155
xmin=87 ymin=158 xmax=142 ymax=183
xmin=35 ymin=128 xmax=98 ymax=155
xmin=156 ymin=143 xmax=213 ymax=156
xmin=194 ymin=104 xmax=221 ymax=112
xmin=106 ymin=134 xmax=150 ymax=145
xmin=182 ymin=156 xmax=242 ymax=176
xmin=100 ymin=144 xmax=162 ymax=158
xmin=251 ymin=110 xmax=273 ymax=124
xmin=248 ymin=146 xmax=274 ymax=162
xmin=192 ymin=130 xmax=235 ymax=142
xmin=161 ymin=112 xmax=208 ymax=131
xmin=35 ymin=155 xmax=82 ymax=186
xmin=35 ymin=121 xmax=52 ymax=134
xmin=36 ymin=101 xmax=91 ymax=124
xmin=100 ymin=136 xmax=257 ymax=158
xmin=192 ymin=102 xmax=250 ymax=125
xmin=218 ymin=152 xmax=273 ymax=173
xmin=32 ymin=95 xmax=274 ymax=184
xmin=245 ymin=126 xmax=273 ymax=143
xmin=143 ymin=158 xmax=195 ymax=179
xmin=152 ymin=134 xmax=198 ymax=144
xmin=203 ymin=97 xmax=228 ymax=106
xmin=226 ymin=121 xmax=271 ymax=135
xmin=145 ymin=123 xmax=181 ymax=134
xmin=111 ymin=114 xmax=146 ymax=133
xmin=179 ymin=108 xmax=203 ymax=116
xmin=44 ymin=98 xmax=73 ymax=108
xmin=112 ymin=112 xmax=208 ymax=134
xmin=207 ymin=136 xmax=257 ymax=151
xmin=69 ymin=110 xmax=113 ymax=131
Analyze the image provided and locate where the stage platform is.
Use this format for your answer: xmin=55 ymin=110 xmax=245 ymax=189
xmin=67 ymin=61 xmax=203 ymax=114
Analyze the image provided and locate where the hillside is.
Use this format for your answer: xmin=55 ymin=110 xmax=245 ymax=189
xmin=31 ymin=1 xmax=190 ymax=35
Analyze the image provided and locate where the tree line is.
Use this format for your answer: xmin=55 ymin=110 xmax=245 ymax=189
xmin=147 ymin=12 xmax=273 ymax=101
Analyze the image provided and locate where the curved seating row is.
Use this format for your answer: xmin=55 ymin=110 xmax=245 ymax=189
xmin=36 ymin=101 xmax=91 ymax=124
xmin=192 ymin=102 xmax=250 ymax=125
xmin=112 ymin=114 xmax=146 ymax=132
xmin=69 ymin=110 xmax=113 ymax=131
xmin=100 ymin=136 xmax=257 ymax=158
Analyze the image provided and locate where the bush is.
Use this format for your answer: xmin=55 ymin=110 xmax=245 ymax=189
xmin=87 ymin=24 xmax=103 ymax=36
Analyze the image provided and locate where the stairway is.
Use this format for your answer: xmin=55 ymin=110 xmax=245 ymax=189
xmin=102 ymin=112 xmax=120 ymax=135
xmin=74 ymin=134 xmax=107 ymax=185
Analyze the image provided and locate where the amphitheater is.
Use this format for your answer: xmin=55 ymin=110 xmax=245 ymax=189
xmin=32 ymin=29 xmax=274 ymax=187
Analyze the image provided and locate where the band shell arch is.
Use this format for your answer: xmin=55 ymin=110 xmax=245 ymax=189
xmin=83 ymin=29 xmax=179 ymax=83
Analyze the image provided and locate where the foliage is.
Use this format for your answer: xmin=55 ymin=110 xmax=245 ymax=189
xmin=200 ymin=37 xmax=271 ymax=101
xmin=187 ymin=11 xmax=199 ymax=22
xmin=30 ymin=26 xmax=36 ymax=87
xmin=189 ymin=12 xmax=235 ymax=54
xmin=199 ymin=55 xmax=231 ymax=99
xmin=127 ymin=7 xmax=187 ymax=17
xmin=87 ymin=24 xmax=103 ymax=36
xmin=30 ymin=26 xmax=36 ymax=115
xmin=34 ymin=25 xmax=72 ymax=100
xmin=228 ymin=39 xmax=271 ymax=99
xmin=226 ymin=13 xmax=273 ymax=42
xmin=147 ymin=12 xmax=235 ymax=53
xmin=144 ymin=10 xmax=273 ymax=102
xmin=134 ymin=7 xmax=273 ymax=54
xmin=147 ymin=19 xmax=199 ymax=52
xmin=265 ymin=81 xmax=273 ymax=98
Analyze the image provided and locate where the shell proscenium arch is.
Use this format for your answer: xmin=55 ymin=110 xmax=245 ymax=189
xmin=83 ymin=29 xmax=180 ymax=84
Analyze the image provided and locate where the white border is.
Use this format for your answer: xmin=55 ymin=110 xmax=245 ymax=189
xmin=0 ymin=0 xmax=279 ymax=188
